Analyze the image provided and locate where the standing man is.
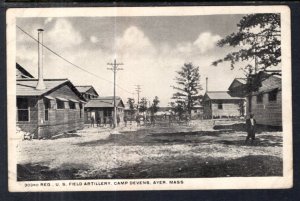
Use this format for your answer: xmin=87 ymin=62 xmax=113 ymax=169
xmin=245 ymin=114 xmax=257 ymax=145
xmin=103 ymin=116 xmax=107 ymax=127
xmin=91 ymin=116 xmax=95 ymax=128
xmin=124 ymin=115 xmax=127 ymax=127
xmin=109 ymin=116 xmax=113 ymax=128
xmin=117 ymin=115 xmax=120 ymax=127
xmin=96 ymin=116 xmax=101 ymax=127
xmin=136 ymin=115 xmax=140 ymax=127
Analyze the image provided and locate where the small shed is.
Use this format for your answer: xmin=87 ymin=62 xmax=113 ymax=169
xmin=84 ymin=96 xmax=125 ymax=124
xmin=16 ymin=78 xmax=86 ymax=138
xmin=203 ymin=91 xmax=245 ymax=119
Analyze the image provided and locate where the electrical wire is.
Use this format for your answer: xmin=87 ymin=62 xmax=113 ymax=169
xmin=16 ymin=25 xmax=133 ymax=95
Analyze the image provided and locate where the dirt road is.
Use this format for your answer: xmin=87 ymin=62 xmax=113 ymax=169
xmin=17 ymin=121 xmax=283 ymax=180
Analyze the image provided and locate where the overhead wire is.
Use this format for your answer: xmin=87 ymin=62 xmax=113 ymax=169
xmin=16 ymin=25 xmax=133 ymax=95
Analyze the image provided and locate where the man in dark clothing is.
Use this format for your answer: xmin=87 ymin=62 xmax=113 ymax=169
xmin=103 ymin=116 xmax=107 ymax=127
xmin=124 ymin=116 xmax=127 ymax=127
xmin=96 ymin=117 xmax=101 ymax=127
xmin=136 ymin=116 xmax=140 ymax=127
xmin=245 ymin=114 xmax=257 ymax=144
xmin=117 ymin=115 xmax=120 ymax=126
xmin=150 ymin=115 xmax=155 ymax=126
xmin=109 ymin=116 xmax=113 ymax=128
xmin=91 ymin=116 xmax=95 ymax=128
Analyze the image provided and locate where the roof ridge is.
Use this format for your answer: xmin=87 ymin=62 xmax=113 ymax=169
xmin=94 ymin=96 xmax=121 ymax=99
xmin=17 ymin=78 xmax=69 ymax=81
xmin=207 ymin=91 xmax=229 ymax=93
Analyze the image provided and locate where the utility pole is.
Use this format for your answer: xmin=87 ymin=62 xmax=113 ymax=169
xmin=135 ymin=85 xmax=142 ymax=112
xmin=107 ymin=59 xmax=123 ymax=128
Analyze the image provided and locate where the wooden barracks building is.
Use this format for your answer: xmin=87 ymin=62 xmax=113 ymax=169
xmin=247 ymin=74 xmax=282 ymax=126
xmin=75 ymin=85 xmax=99 ymax=100
xmin=16 ymin=28 xmax=89 ymax=139
xmin=211 ymin=72 xmax=282 ymax=126
xmin=16 ymin=76 xmax=86 ymax=139
xmin=84 ymin=96 xmax=125 ymax=124
xmin=203 ymin=91 xmax=245 ymax=119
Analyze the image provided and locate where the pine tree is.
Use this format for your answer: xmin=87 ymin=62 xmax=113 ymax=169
xmin=212 ymin=13 xmax=281 ymax=73
xmin=171 ymin=62 xmax=202 ymax=117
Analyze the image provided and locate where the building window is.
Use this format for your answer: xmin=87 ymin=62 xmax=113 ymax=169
xmin=57 ymin=99 xmax=65 ymax=109
xmin=104 ymin=110 xmax=112 ymax=117
xmin=44 ymin=99 xmax=50 ymax=121
xmin=257 ymin=94 xmax=263 ymax=103
xmin=17 ymin=97 xmax=29 ymax=121
xmin=269 ymin=90 xmax=277 ymax=102
xmin=218 ymin=102 xmax=223 ymax=110
xmin=69 ymin=101 xmax=76 ymax=109
xmin=194 ymin=110 xmax=197 ymax=113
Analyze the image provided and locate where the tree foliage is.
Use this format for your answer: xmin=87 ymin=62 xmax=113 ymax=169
xmin=171 ymin=62 xmax=202 ymax=116
xmin=127 ymin=98 xmax=135 ymax=116
xmin=212 ymin=13 xmax=281 ymax=72
xmin=139 ymin=97 xmax=148 ymax=113
xmin=149 ymin=96 xmax=160 ymax=115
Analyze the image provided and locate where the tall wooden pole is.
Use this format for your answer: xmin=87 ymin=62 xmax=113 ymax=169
xmin=107 ymin=59 xmax=123 ymax=128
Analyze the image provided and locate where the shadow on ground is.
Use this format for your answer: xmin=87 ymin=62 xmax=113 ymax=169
xmin=74 ymin=126 xmax=282 ymax=148
xmin=51 ymin=133 xmax=81 ymax=140
xmin=213 ymin=123 xmax=282 ymax=133
xmin=17 ymin=162 xmax=90 ymax=181
xmin=17 ymin=155 xmax=282 ymax=181
xmin=99 ymin=155 xmax=283 ymax=179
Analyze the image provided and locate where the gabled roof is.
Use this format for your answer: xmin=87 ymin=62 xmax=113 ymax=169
xmin=75 ymin=85 xmax=99 ymax=96
xmin=204 ymin=91 xmax=244 ymax=101
xmin=16 ymin=79 xmax=84 ymax=100
xmin=16 ymin=63 xmax=34 ymax=78
xmin=85 ymin=96 xmax=125 ymax=108
xmin=228 ymin=78 xmax=247 ymax=90
xmin=253 ymin=74 xmax=281 ymax=95
xmin=235 ymin=78 xmax=247 ymax=85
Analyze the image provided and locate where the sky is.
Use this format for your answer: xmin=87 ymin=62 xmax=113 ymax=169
xmin=16 ymin=14 xmax=248 ymax=106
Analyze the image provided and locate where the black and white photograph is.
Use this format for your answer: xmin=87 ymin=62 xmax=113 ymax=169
xmin=7 ymin=6 xmax=292 ymax=191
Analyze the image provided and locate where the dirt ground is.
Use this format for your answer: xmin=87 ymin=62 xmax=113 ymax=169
xmin=17 ymin=120 xmax=283 ymax=181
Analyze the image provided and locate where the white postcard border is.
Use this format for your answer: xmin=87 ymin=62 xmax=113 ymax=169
xmin=7 ymin=6 xmax=293 ymax=192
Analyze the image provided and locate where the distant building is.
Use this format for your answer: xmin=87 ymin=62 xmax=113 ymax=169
xmin=17 ymin=78 xmax=86 ymax=139
xmin=16 ymin=63 xmax=34 ymax=78
xmin=156 ymin=107 xmax=172 ymax=116
xmin=84 ymin=96 xmax=125 ymax=124
xmin=228 ymin=78 xmax=248 ymax=97
xmin=124 ymin=104 xmax=138 ymax=120
xmin=75 ymin=85 xmax=99 ymax=100
xmin=203 ymin=91 xmax=245 ymax=119
xmin=191 ymin=105 xmax=204 ymax=119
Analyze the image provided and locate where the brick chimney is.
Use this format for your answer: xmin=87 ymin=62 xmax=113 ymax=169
xmin=206 ymin=77 xmax=208 ymax=92
xmin=36 ymin=29 xmax=45 ymax=90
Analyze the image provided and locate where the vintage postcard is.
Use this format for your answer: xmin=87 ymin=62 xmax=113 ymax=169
xmin=7 ymin=6 xmax=292 ymax=192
